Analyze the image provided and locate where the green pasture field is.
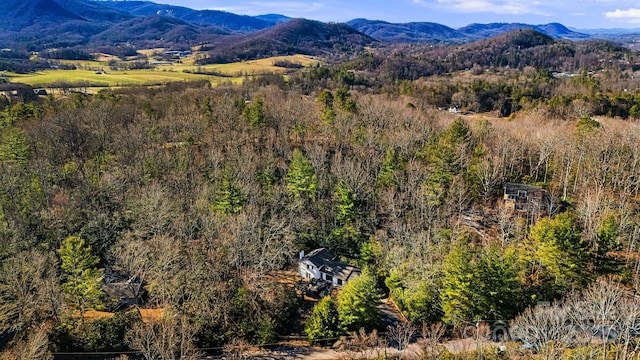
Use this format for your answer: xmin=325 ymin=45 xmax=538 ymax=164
xmin=156 ymin=54 xmax=321 ymax=75
xmin=8 ymin=54 xmax=320 ymax=89
xmin=8 ymin=69 xmax=224 ymax=88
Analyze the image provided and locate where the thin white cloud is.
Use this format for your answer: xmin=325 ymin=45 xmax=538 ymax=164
xmin=604 ymin=8 xmax=640 ymax=23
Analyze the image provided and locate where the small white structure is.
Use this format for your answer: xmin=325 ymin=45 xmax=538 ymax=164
xmin=298 ymin=248 xmax=360 ymax=287
xmin=449 ymin=106 xmax=462 ymax=113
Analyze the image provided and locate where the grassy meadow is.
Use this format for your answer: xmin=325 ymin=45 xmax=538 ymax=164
xmin=7 ymin=54 xmax=320 ymax=90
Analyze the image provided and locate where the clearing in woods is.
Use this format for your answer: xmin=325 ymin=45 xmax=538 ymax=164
xmin=6 ymin=54 xmax=320 ymax=89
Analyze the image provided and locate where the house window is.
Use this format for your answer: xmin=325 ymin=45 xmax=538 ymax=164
xmin=307 ymin=264 xmax=310 ymax=270
xmin=337 ymin=279 xmax=343 ymax=286
xmin=325 ymin=274 xmax=333 ymax=282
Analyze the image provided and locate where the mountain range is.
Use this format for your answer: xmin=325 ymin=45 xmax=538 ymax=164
xmin=0 ymin=0 xmax=638 ymax=52
xmin=345 ymin=19 xmax=591 ymax=43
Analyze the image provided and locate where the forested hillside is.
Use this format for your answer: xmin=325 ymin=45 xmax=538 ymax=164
xmin=1 ymin=29 xmax=640 ymax=358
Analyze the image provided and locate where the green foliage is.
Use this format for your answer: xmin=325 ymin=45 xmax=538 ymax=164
xmin=58 ymin=236 xmax=104 ymax=318
xmin=8 ymin=102 xmax=43 ymax=122
xmin=317 ymin=89 xmax=334 ymax=111
xmin=520 ymin=212 xmax=587 ymax=301
xmin=335 ymin=87 xmax=357 ymax=113
xmin=242 ymin=97 xmax=266 ymax=126
xmin=201 ymin=96 xmax=213 ymax=117
xmin=255 ymin=164 xmax=278 ymax=194
xmin=0 ymin=94 xmax=9 ymax=111
xmin=422 ymin=118 xmax=473 ymax=205
xmin=286 ymin=149 xmax=317 ymax=200
xmin=305 ymin=296 xmax=341 ymax=342
xmin=83 ymin=312 xmax=137 ymax=352
xmin=440 ymin=242 xmax=475 ymax=325
xmin=576 ymin=116 xmax=600 ymax=136
xmin=0 ymin=126 xmax=31 ymax=165
xmin=211 ymin=169 xmax=245 ymax=215
xmin=335 ymin=181 xmax=357 ymax=224
xmin=321 ymin=108 xmax=336 ymax=123
xmin=337 ymin=268 xmax=381 ymax=332
xmin=473 ymin=245 xmax=522 ymax=319
xmin=402 ymin=283 xmax=441 ymax=324
xmin=377 ymin=147 xmax=402 ymax=188
xmin=441 ymin=242 xmax=522 ymax=325
xmin=256 ymin=317 xmax=278 ymax=345
xmin=330 ymin=181 xmax=366 ymax=257
xmin=593 ymin=214 xmax=621 ymax=275
xmin=360 ymin=236 xmax=382 ymax=265
xmin=386 ymin=271 xmax=441 ymax=324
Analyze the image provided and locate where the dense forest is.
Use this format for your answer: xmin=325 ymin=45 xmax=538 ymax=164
xmin=2 ymin=32 xmax=640 ymax=359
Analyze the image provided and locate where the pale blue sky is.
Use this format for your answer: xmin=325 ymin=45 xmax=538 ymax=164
xmin=151 ymin=0 xmax=640 ymax=29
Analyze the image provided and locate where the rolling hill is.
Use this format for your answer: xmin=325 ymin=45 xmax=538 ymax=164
xmin=458 ymin=22 xmax=589 ymax=40
xmin=89 ymin=14 xmax=228 ymax=48
xmin=346 ymin=19 xmax=466 ymax=43
xmin=198 ymin=19 xmax=375 ymax=64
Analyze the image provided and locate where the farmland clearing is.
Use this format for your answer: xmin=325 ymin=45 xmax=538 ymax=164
xmin=5 ymin=54 xmax=320 ymax=89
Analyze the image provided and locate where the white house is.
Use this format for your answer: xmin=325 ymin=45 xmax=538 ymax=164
xmin=298 ymin=248 xmax=360 ymax=287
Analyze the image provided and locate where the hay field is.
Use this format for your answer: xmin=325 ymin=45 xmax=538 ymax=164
xmin=7 ymin=54 xmax=320 ymax=88
xmin=8 ymin=69 xmax=218 ymax=87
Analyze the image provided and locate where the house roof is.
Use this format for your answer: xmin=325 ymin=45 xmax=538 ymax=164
xmin=301 ymin=247 xmax=361 ymax=281
xmin=303 ymin=247 xmax=335 ymax=267
xmin=322 ymin=260 xmax=361 ymax=281
xmin=103 ymin=282 xmax=139 ymax=301
xmin=503 ymin=183 xmax=543 ymax=193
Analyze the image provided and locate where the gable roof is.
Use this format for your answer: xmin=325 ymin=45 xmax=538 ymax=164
xmin=303 ymin=247 xmax=335 ymax=267
xmin=301 ymin=247 xmax=361 ymax=281
xmin=503 ymin=183 xmax=544 ymax=194
xmin=322 ymin=260 xmax=361 ymax=281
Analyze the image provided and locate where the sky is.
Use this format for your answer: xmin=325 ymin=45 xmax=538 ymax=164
xmin=150 ymin=0 xmax=640 ymax=29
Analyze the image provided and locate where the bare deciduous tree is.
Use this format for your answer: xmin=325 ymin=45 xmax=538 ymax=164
xmin=335 ymin=328 xmax=386 ymax=360
xmin=418 ymin=322 xmax=446 ymax=360
xmin=387 ymin=321 xmax=416 ymax=351
xmin=510 ymin=304 xmax=577 ymax=360
xmin=0 ymin=250 xmax=62 ymax=341
xmin=127 ymin=310 xmax=200 ymax=360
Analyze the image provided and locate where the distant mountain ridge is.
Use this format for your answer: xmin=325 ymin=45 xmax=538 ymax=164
xmin=346 ymin=19 xmax=466 ymax=43
xmin=347 ymin=19 xmax=591 ymax=43
xmin=98 ymin=1 xmax=282 ymax=31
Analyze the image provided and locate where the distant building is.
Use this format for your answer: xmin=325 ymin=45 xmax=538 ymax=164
xmin=298 ymin=248 xmax=360 ymax=287
xmin=503 ymin=183 xmax=551 ymax=214
xmin=449 ymin=106 xmax=462 ymax=113
xmin=161 ymin=50 xmax=192 ymax=58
